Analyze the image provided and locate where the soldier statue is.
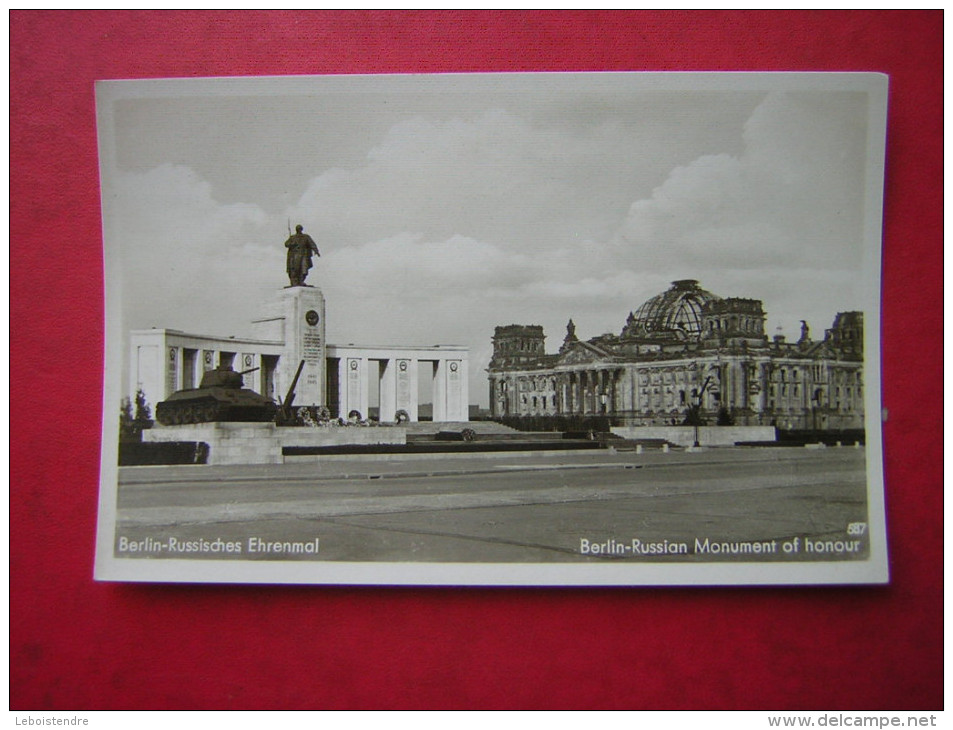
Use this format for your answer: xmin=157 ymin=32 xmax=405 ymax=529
xmin=284 ymin=224 xmax=320 ymax=287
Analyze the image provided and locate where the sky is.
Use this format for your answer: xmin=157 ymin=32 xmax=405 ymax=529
xmin=100 ymin=74 xmax=883 ymax=407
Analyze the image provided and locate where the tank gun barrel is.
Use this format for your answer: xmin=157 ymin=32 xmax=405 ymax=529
xmin=280 ymin=360 xmax=306 ymax=422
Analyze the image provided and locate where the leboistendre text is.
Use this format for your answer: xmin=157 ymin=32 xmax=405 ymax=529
xmin=15 ymin=718 xmax=88 ymax=726
xmin=117 ymin=536 xmax=320 ymax=555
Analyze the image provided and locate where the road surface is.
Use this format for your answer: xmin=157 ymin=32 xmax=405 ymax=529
xmin=112 ymin=447 xmax=871 ymax=564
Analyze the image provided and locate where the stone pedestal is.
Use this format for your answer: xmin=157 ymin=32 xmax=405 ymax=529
xmin=145 ymin=423 xmax=282 ymax=465
xmin=251 ymin=286 xmax=326 ymax=408
xmin=144 ymin=422 xmax=408 ymax=465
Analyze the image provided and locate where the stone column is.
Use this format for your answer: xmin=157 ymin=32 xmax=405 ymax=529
xmin=589 ymin=370 xmax=598 ymax=413
xmin=445 ymin=358 xmax=467 ymax=421
xmin=358 ymin=358 xmax=370 ymax=419
xmin=727 ymin=360 xmax=741 ymax=410
xmin=611 ymin=368 xmax=622 ymax=415
xmin=379 ymin=358 xmax=397 ymax=423
xmin=336 ymin=357 xmax=350 ymax=417
xmin=755 ymin=362 xmax=767 ymax=414
xmin=619 ymin=367 xmax=633 ymax=415
xmin=432 ymin=359 xmax=448 ymax=421
xmin=601 ymin=370 xmax=609 ymax=414
xmin=341 ymin=356 xmax=368 ymax=419
xmin=396 ymin=358 xmax=414 ymax=420
xmin=631 ymin=368 xmax=640 ymax=416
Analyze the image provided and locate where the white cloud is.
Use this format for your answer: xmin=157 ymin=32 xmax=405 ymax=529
xmin=287 ymin=108 xmax=673 ymax=255
xmin=609 ymin=91 xmax=869 ymax=338
xmin=115 ymin=164 xmax=275 ymax=336
xmin=320 ymin=232 xmax=537 ymax=298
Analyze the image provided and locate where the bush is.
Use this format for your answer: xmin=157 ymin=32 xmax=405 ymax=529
xmin=681 ymin=406 xmax=704 ymax=427
xmin=716 ymin=407 xmax=736 ymax=426
xmin=119 ymin=389 xmax=154 ymax=443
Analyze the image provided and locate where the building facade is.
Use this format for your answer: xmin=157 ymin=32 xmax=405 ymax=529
xmin=488 ymin=280 xmax=864 ymax=431
xmin=130 ymin=285 xmax=469 ymax=423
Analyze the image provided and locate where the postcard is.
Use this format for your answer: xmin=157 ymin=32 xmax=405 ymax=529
xmin=94 ymin=72 xmax=888 ymax=585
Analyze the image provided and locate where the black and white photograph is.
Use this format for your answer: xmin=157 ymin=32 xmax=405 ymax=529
xmin=94 ymin=72 xmax=888 ymax=585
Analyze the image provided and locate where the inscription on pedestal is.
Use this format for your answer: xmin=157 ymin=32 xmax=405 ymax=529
xmin=303 ymin=331 xmax=322 ymax=364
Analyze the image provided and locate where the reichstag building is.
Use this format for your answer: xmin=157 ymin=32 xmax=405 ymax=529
xmin=487 ymin=280 xmax=864 ymax=431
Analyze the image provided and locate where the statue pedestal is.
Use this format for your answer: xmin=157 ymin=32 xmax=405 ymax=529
xmin=252 ymin=286 xmax=326 ymax=408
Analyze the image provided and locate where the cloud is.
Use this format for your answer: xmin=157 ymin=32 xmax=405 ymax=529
xmin=609 ymin=91 xmax=869 ymax=337
xmin=615 ymin=91 xmax=867 ymax=273
xmin=320 ymin=232 xmax=537 ymax=298
xmin=287 ymin=108 xmax=673 ymax=255
xmin=114 ymin=164 xmax=275 ymax=335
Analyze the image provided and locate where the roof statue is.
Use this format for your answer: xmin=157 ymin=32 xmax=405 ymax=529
xmin=560 ymin=318 xmax=579 ymax=354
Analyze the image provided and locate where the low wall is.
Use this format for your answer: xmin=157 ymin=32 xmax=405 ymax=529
xmin=144 ymin=423 xmax=406 ymax=465
xmin=278 ymin=426 xmax=407 ymax=448
xmin=610 ymin=425 xmax=776 ymax=447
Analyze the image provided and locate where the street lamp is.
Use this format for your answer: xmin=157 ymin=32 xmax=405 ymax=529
xmin=690 ymin=373 xmax=713 ymax=448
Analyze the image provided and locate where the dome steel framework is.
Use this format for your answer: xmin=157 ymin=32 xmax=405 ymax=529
xmin=630 ymin=279 xmax=722 ymax=339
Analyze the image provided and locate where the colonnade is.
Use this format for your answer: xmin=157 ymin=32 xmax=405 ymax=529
xmin=558 ymin=368 xmax=628 ymax=415
xmin=328 ymin=345 xmax=469 ymax=423
xmin=491 ymin=367 xmax=631 ymax=417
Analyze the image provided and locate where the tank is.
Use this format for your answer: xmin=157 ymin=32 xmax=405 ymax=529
xmin=155 ymin=367 xmax=278 ymax=425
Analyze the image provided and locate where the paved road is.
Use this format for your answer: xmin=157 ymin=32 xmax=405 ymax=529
xmin=113 ymin=447 xmax=871 ymax=564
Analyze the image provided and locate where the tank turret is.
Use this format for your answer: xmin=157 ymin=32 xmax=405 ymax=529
xmin=155 ymin=366 xmax=278 ymax=425
xmin=198 ymin=367 xmax=249 ymax=389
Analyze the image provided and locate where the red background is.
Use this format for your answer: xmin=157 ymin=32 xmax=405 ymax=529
xmin=10 ymin=11 xmax=943 ymax=710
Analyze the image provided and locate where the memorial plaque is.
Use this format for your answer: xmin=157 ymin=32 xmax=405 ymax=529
xmin=447 ymin=360 xmax=462 ymax=416
xmin=396 ymin=359 xmax=411 ymax=410
xmin=166 ymin=347 xmax=177 ymax=394
xmin=347 ymin=359 xmax=361 ymax=410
